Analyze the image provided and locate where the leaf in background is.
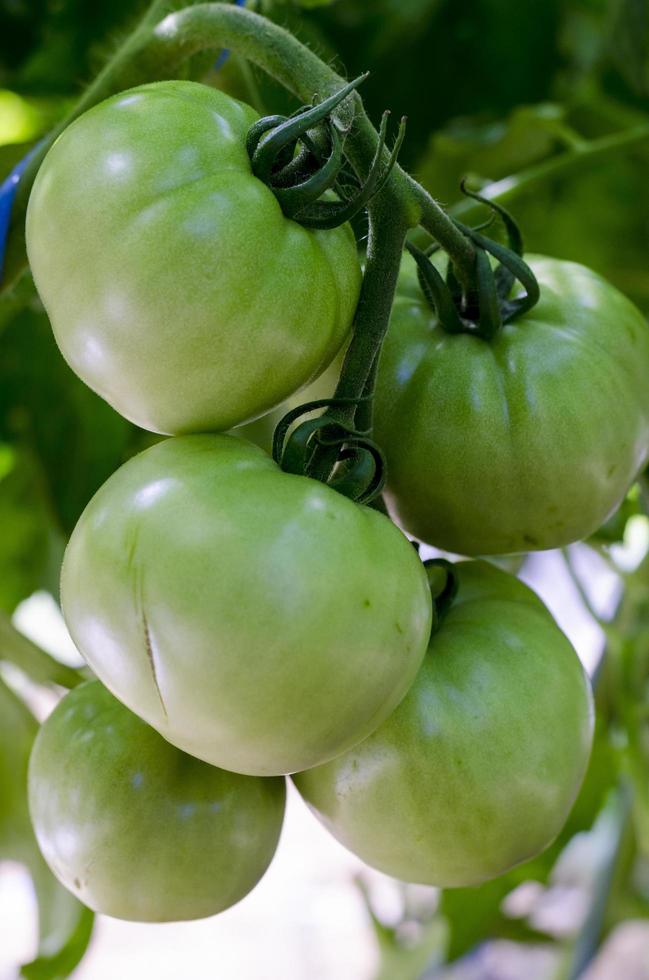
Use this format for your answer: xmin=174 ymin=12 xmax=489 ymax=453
xmin=0 ymin=305 xmax=133 ymax=535
xmin=416 ymin=95 xmax=649 ymax=312
xmin=0 ymin=444 xmax=52 ymax=611
xmin=264 ymin=0 xmax=337 ymax=8
xmin=22 ymin=850 xmax=94 ymax=980
xmin=590 ymin=486 xmax=643 ymax=545
xmin=416 ymin=103 xmax=565 ymax=204
xmin=439 ymin=873 xmax=553 ymax=963
xmin=0 ymin=674 xmax=37 ymax=861
xmin=0 ymin=0 xmax=148 ymax=94
xmin=0 ymin=675 xmax=93 ymax=977
xmin=299 ymin=0 xmax=564 ymax=167
xmin=609 ymin=0 xmax=649 ymax=97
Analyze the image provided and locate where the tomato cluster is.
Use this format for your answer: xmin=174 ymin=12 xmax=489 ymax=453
xmin=23 ymin=78 xmax=649 ymax=922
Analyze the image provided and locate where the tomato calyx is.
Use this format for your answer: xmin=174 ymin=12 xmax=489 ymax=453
xmin=408 ymin=187 xmax=541 ymax=341
xmin=247 ymin=75 xmax=406 ymax=230
xmin=424 ymin=558 xmax=460 ymax=634
xmin=272 ymin=398 xmax=387 ymax=505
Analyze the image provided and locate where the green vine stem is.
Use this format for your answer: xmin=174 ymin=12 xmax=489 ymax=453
xmin=1 ymin=2 xmax=473 ymax=294
xmin=306 ymin=194 xmax=410 ymax=483
xmin=0 ymin=611 xmax=83 ymax=688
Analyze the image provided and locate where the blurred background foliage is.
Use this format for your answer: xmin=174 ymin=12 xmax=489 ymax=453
xmin=1 ymin=0 xmax=649 ymax=977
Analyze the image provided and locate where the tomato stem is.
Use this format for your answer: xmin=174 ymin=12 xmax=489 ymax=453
xmin=305 ymin=194 xmax=410 ymax=485
xmin=0 ymin=2 xmax=475 ymax=293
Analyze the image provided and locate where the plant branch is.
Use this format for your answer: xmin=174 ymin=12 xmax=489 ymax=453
xmin=2 ymin=2 xmax=475 ymax=292
xmin=304 ymin=191 xmax=409 ymax=483
xmin=561 ymin=783 xmax=633 ymax=980
xmin=0 ymin=612 xmax=83 ymax=688
xmin=450 ymin=124 xmax=649 ymax=223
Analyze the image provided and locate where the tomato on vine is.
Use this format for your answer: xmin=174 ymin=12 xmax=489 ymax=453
xmin=29 ymin=680 xmax=286 ymax=921
xmin=60 ymin=434 xmax=433 ymax=777
xmin=374 ymin=207 xmax=649 ymax=555
xmin=294 ymin=560 xmax=594 ymax=887
xmin=26 ymin=80 xmax=362 ymax=435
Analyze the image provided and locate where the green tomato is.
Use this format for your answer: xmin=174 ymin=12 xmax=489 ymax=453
xmin=29 ymin=680 xmax=286 ymax=922
xmin=375 ymin=253 xmax=649 ymax=555
xmin=61 ymin=435 xmax=432 ymax=776
xmin=26 ymin=81 xmax=361 ymax=435
xmin=294 ymin=560 xmax=594 ymax=888
xmin=0 ymin=678 xmax=38 ymax=862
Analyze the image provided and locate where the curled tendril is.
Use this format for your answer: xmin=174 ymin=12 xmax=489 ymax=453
xmin=245 ymin=75 xmax=405 ymax=229
xmin=406 ymin=241 xmax=464 ymax=334
xmin=454 ymin=220 xmax=540 ymax=324
xmin=408 ymin=185 xmax=541 ymax=340
xmin=454 ymin=182 xmax=539 ymax=321
xmin=271 ymin=397 xmax=368 ymax=464
xmin=250 ymin=75 xmax=366 ymax=179
xmin=272 ymin=398 xmax=386 ymax=505
xmin=271 ymin=126 xmax=344 ymax=212
xmin=424 ymin=558 xmax=459 ymax=632
xmin=294 ymin=112 xmax=407 ymax=230
xmin=459 ymin=180 xmax=523 ymax=255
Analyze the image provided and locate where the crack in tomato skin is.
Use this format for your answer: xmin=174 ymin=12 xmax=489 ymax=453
xmin=141 ymin=607 xmax=167 ymax=720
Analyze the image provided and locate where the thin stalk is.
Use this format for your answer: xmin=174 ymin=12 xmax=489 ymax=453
xmin=451 ymin=124 xmax=649 ymax=223
xmin=2 ymin=3 xmax=475 ymax=292
xmin=560 ymin=547 xmax=607 ymax=626
xmin=559 ymin=783 xmax=633 ymax=980
xmin=0 ymin=612 xmax=83 ymax=688
xmin=307 ymin=193 xmax=408 ymax=482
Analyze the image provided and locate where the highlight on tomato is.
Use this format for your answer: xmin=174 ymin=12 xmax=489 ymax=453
xmin=26 ymin=81 xmax=362 ymax=435
xmin=375 ymin=251 xmax=649 ymax=555
xmin=60 ymin=434 xmax=433 ymax=777
xmin=28 ymin=680 xmax=286 ymax=922
xmin=294 ymin=560 xmax=594 ymax=887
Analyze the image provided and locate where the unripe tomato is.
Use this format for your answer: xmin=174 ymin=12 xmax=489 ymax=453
xmin=294 ymin=561 xmax=594 ymax=887
xmin=375 ymin=253 xmax=649 ymax=555
xmin=29 ymin=680 xmax=286 ymax=922
xmin=26 ymin=81 xmax=361 ymax=435
xmin=61 ymin=435 xmax=432 ymax=776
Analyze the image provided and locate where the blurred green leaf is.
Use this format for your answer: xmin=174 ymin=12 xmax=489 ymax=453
xmin=0 ymin=675 xmax=37 ymax=861
xmin=0 ymin=0 xmax=148 ymax=93
xmin=0 ymin=677 xmax=93 ymax=978
xmin=21 ymin=851 xmax=94 ymax=980
xmin=0 ymin=306 xmax=133 ymax=534
xmin=0 ymin=446 xmax=52 ymax=611
xmin=609 ymin=0 xmax=649 ymax=97
xmin=266 ymin=0 xmax=337 ymax=8
xmin=590 ymin=486 xmax=643 ymax=545
xmin=417 ymin=103 xmax=565 ymax=203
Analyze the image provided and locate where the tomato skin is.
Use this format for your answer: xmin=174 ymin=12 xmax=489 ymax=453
xmin=60 ymin=435 xmax=432 ymax=777
xmin=294 ymin=561 xmax=594 ymax=888
xmin=25 ymin=81 xmax=361 ymax=435
xmin=375 ymin=254 xmax=649 ymax=555
xmin=28 ymin=680 xmax=286 ymax=922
